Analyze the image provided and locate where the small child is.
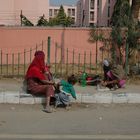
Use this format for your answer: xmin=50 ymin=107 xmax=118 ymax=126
xmin=54 ymin=75 xmax=77 ymax=109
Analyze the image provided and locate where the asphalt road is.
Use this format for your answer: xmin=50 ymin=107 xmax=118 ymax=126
xmin=0 ymin=104 xmax=140 ymax=140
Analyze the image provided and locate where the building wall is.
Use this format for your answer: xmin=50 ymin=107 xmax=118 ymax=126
xmin=0 ymin=0 xmax=49 ymax=26
xmin=0 ymin=0 xmax=15 ymax=25
xmin=76 ymin=0 xmax=116 ymax=27
xmin=76 ymin=0 xmax=83 ymax=26
xmin=98 ymin=0 xmax=116 ymax=27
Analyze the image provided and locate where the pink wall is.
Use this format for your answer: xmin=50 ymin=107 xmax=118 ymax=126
xmin=0 ymin=27 xmax=106 ymax=64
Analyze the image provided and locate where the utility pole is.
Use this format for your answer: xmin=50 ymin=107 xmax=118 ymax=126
xmin=47 ymin=36 xmax=51 ymax=64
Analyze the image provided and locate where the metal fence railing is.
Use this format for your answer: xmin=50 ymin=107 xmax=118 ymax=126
xmin=0 ymin=37 xmax=107 ymax=78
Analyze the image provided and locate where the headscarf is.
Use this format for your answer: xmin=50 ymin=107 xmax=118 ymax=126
xmin=103 ymin=59 xmax=109 ymax=67
xmin=103 ymin=59 xmax=111 ymax=80
xmin=25 ymin=51 xmax=46 ymax=80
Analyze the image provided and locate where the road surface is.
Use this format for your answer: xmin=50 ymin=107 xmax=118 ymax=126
xmin=0 ymin=103 xmax=140 ymax=139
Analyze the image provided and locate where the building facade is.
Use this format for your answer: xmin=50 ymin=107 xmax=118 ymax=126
xmin=0 ymin=0 xmax=139 ymax=27
xmin=76 ymin=0 xmax=116 ymax=27
xmin=49 ymin=5 xmax=77 ymax=24
xmin=0 ymin=0 xmax=49 ymax=26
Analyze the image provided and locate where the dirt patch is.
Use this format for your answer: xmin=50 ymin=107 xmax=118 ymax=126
xmin=0 ymin=78 xmax=23 ymax=91
xmin=127 ymin=75 xmax=140 ymax=85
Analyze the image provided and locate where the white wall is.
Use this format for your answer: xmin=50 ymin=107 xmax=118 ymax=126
xmin=0 ymin=0 xmax=49 ymax=26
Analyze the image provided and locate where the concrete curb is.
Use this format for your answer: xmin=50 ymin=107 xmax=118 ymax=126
xmin=1 ymin=91 xmax=140 ymax=104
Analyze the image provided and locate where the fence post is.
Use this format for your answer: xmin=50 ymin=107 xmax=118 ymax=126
xmin=24 ymin=49 xmax=26 ymax=75
xmin=30 ymin=48 xmax=32 ymax=64
xmin=18 ymin=53 xmax=20 ymax=76
xmin=6 ymin=53 xmax=8 ymax=75
xmin=55 ymin=43 xmax=57 ymax=75
xmin=60 ymin=45 xmax=62 ymax=76
xmin=72 ymin=49 xmax=75 ymax=74
xmin=12 ymin=53 xmax=14 ymax=76
xmin=125 ymin=42 xmax=129 ymax=75
xmin=78 ymin=53 xmax=81 ymax=73
xmin=84 ymin=51 xmax=86 ymax=72
xmin=0 ymin=50 xmax=2 ymax=75
xmin=42 ymin=40 xmax=44 ymax=51
xmin=47 ymin=36 xmax=51 ymax=64
xmin=66 ymin=48 xmax=68 ymax=76
xmin=90 ymin=51 xmax=92 ymax=74
xmin=36 ymin=44 xmax=38 ymax=51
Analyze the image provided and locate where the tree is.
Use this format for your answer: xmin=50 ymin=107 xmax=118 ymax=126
xmin=20 ymin=14 xmax=34 ymax=26
xmin=37 ymin=14 xmax=48 ymax=26
xmin=111 ymin=0 xmax=131 ymax=27
xmin=110 ymin=0 xmax=140 ymax=65
xmin=89 ymin=27 xmax=105 ymax=73
xmin=65 ymin=16 xmax=75 ymax=27
xmin=48 ymin=18 xmax=58 ymax=26
xmin=48 ymin=5 xmax=74 ymax=27
xmin=56 ymin=5 xmax=67 ymax=26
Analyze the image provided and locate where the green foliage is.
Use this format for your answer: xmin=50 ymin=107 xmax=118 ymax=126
xmin=48 ymin=5 xmax=74 ymax=27
xmin=56 ymin=5 xmax=67 ymax=26
xmin=20 ymin=14 xmax=34 ymax=26
xmin=89 ymin=27 xmax=104 ymax=43
xmin=48 ymin=18 xmax=58 ymax=26
xmin=37 ymin=14 xmax=48 ymax=26
xmin=111 ymin=0 xmax=131 ymax=27
xmin=65 ymin=16 xmax=74 ymax=27
xmin=111 ymin=28 xmax=123 ymax=46
xmin=127 ymin=27 xmax=140 ymax=50
xmin=110 ymin=0 xmax=140 ymax=64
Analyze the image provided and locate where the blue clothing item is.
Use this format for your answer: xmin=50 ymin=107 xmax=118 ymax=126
xmin=60 ymin=80 xmax=76 ymax=99
xmin=55 ymin=92 xmax=70 ymax=107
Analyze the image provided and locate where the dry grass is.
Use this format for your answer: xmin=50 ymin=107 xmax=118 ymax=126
xmin=127 ymin=75 xmax=140 ymax=85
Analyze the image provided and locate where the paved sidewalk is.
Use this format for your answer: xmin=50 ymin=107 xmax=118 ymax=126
xmin=0 ymin=78 xmax=140 ymax=104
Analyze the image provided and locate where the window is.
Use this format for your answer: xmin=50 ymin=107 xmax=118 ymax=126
xmin=90 ymin=11 xmax=94 ymax=21
xmin=97 ymin=0 xmax=99 ymax=6
xmin=72 ymin=9 xmax=75 ymax=16
xmin=67 ymin=9 xmax=71 ymax=16
xmin=108 ymin=6 xmax=110 ymax=17
xmin=90 ymin=0 xmax=94 ymax=9
xmin=54 ymin=9 xmax=58 ymax=16
xmin=72 ymin=17 xmax=75 ymax=23
xmin=49 ymin=9 xmax=53 ymax=16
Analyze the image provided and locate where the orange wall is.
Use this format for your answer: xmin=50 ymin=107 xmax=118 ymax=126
xmin=0 ymin=27 xmax=104 ymax=64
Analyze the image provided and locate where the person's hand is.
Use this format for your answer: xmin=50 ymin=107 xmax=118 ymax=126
xmin=101 ymin=81 xmax=107 ymax=86
xmin=49 ymin=81 xmax=55 ymax=85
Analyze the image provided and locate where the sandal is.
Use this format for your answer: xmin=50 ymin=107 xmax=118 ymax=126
xmin=42 ymin=107 xmax=53 ymax=113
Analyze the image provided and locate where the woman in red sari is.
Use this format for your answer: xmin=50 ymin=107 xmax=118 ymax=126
xmin=25 ymin=51 xmax=55 ymax=113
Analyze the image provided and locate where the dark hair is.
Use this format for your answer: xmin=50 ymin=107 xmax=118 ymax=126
xmin=67 ymin=74 xmax=77 ymax=85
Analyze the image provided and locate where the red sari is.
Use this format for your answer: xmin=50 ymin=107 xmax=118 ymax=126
xmin=25 ymin=51 xmax=54 ymax=97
